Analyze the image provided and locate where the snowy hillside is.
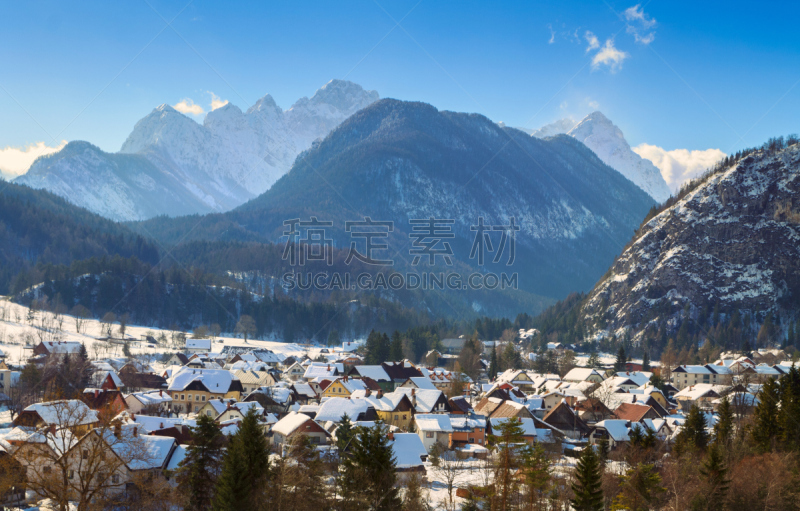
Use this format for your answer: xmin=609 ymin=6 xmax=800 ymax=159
xmin=581 ymin=142 xmax=800 ymax=338
xmin=531 ymin=112 xmax=672 ymax=203
xmin=18 ymin=80 xmax=378 ymax=221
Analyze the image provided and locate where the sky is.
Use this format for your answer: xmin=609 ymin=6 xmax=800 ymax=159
xmin=1 ymin=0 xmax=798 ymax=189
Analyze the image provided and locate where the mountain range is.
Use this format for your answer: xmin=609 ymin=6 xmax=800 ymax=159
xmin=133 ymin=98 xmax=656 ymax=313
xmin=16 ymin=80 xmax=379 ymax=221
xmin=530 ymin=112 xmax=672 ymax=203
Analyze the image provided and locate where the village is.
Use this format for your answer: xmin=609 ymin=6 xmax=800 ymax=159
xmin=0 ymin=299 xmax=792 ymax=510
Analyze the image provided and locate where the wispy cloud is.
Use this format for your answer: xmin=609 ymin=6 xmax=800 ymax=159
xmin=0 ymin=140 xmax=67 ymax=179
xmin=591 ymin=39 xmax=629 ymax=72
xmin=547 ymin=24 xmax=556 ymax=44
xmin=208 ymin=91 xmax=229 ymax=111
xmin=173 ymin=98 xmax=204 ymax=115
xmin=584 ymin=30 xmax=599 ymax=52
xmin=624 ymin=4 xmax=656 ymax=44
xmin=633 ymin=143 xmax=726 ymax=192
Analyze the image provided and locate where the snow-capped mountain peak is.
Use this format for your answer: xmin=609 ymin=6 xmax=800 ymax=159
xmin=532 ymin=112 xmax=672 ymax=203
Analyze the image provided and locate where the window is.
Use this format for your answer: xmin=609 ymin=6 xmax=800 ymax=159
xmin=206 ymin=411 xmax=212 ymax=417
xmin=195 ymin=406 xmax=199 ymax=412
xmin=426 ymin=432 xmax=434 ymax=438
xmin=394 ymin=414 xmax=399 ymax=420
xmin=202 ymin=395 xmax=206 ymax=401
xmin=68 ymin=470 xmax=74 ymax=479
xmin=112 ymin=474 xmax=120 ymax=484
xmin=230 ymin=414 xmax=235 ymax=420
xmin=402 ymin=414 xmax=407 ymax=420
xmin=181 ymin=394 xmax=185 ymax=401
xmin=82 ymin=449 xmax=88 ymax=459
xmin=188 ymin=394 xmax=193 ymax=401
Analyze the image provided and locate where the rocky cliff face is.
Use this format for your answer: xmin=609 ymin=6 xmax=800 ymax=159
xmin=582 ymin=143 xmax=800 ymax=338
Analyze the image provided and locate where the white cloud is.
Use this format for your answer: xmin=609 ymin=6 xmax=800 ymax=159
xmin=586 ymin=97 xmax=600 ymax=109
xmin=0 ymin=140 xmax=67 ymax=178
xmin=559 ymin=101 xmax=569 ymax=110
xmin=633 ymin=143 xmax=726 ymax=193
xmin=208 ymin=91 xmax=229 ymax=111
xmin=547 ymin=24 xmax=556 ymax=44
xmin=173 ymin=98 xmax=204 ymax=115
xmin=584 ymin=30 xmax=599 ymax=52
xmin=591 ymin=39 xmax=629 ymax=72
xmin=624 ymin=4 xmax=656 ymax=44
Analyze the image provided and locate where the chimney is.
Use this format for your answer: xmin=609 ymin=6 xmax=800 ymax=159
xmin=160 ymin=422 xmax=164 ymax=429
xmin=133 ymin=426 xmax=138 ymax=437
xmin=377 ymin=389 xmax=383 ymax=399
xmin=114 ymin=423 xmax=121 ymax=438
xmin=49 ymin=424 xmax=56 ymax=435
xmin=132 ymin=413 xmax=136 ymax=420
xmin=365 ymin=389 xmax=371 ymax=397
xmin=632 ymin=395 xmax=637 ymax=403
xmin=159 ymin=390 xmax=163 ymax=397
xmin=327 ymin=364 xmax=330 ymax=371
xmin=94 ymin=389 xmax=99 ymax=399
xmin=387 ymin=431 xmax=394 ymax=440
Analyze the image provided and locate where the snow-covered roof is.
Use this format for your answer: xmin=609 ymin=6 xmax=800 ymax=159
xmin=352 ymin=365 xmax=391 ymax=381
xmin=186 ymin=338 xmax=212 ymax=350
xmin=394 ymin=388 xmax=444 ymax=413
xmin=404 ymin=377 xmax=438 ymax=390
xmin=315 ymin=397 xmax=371 ymax=423
xmin=167 ymin=367 xmax=238 ymax=393
xmin=166 ymin=444 xmax=188 ymax=471
xmin=22 ymin=400 xmax=98 ymax=427
xmin=390 ymin=433 xmax=427 ymax=469
xmin=414 ymin=413 xmax=453 ymax=432
xmin=303 ymin=363 xmax=340 ymax=379
xmin=349 ymin=390 xmax=406 ymax=411
xmin=39 ymin=341 xmax=83 ymax=354
xmin=614 ymin=371 xmax=652 ymax=386
xmin=563 ymin=368 xmax=603 ymax=382
xmin=595 ymin=419 xmax=631 ymax=442
xmin=272 ymin=411 xmax=316 ymax=437
xmin=451 ymin=415 xmax=487 ymax=430
xmin=128 ymin=390 xmax=173 ymax=406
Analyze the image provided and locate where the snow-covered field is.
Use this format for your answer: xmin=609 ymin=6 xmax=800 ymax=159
xmin=0 ymin=297 xmax=308 ymax=366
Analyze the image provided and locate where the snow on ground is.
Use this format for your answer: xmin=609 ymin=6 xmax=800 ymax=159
xmin=0 ymin=297 xmax=308 ymax=367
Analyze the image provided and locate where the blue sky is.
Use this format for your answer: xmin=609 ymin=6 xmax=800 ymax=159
xmin=1 ymin=0 xmax=799 ymax=186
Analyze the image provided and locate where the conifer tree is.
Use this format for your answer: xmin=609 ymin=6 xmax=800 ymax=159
xmin=571 ymin=447 xmax=603 ymax=511
xmin=780 ymin=365 xmax=800 ymax=451
xmin=714 ymin=396 xmax=734 ymax=447
xmin=676 ymin=404 xmax=708 ymax=455
xmin=177 ymin=415 xmax=224 ymax=511
xmin=695 ymin=443 xmax=729 ymax=511
xmin=642 ymin=350 xmax=650 ymax=372
xmin=213 ymin=408 xmax=270 ymax=511
xmin=752 ymin=377 xmax=781 ymax=453
xmin=489 ymin=418 xmax=527 ymax=510
xmin=340 ymin=424 xmax=400 ymax=510
xmin=336 ymin=413 xmax=355 ymax=456
xmin=614 ymin=346 xmax=627 ymax=372
xmin=389 ymin=330 xmax=404 ymax=361
xmin=489 ymin=345 xmax=498 ymax=381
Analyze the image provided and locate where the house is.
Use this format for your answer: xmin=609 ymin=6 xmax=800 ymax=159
xmin=488 ymin=417 xmax=562 ymax=445
xmin=613 ymin=403 xmax=660 ymax=422
xmin=284 ymin=361 xmax=307 ymax=381
xmin=212 ymin=401 xmax=266 ymax=424
xmin=303 ymin=362 xmax=340 ymax=381
xmin=314 ymin=397 xmax=377 ymax=423
xmin=395 ymin=387 xmax=451 ymax=414
xmin=125 ymin=390 xmax=173 ymax=414
xmin=351 ymin=389 xmax=416 ymax=431
xmin=673 ymin=384 xmax=724 ymax=411
xmin=390 ymin=432 xmax=428 ymax=479
xmin=33 ymin=341 xmax=83 ymax=357
xmin=563 ymin=368 xmax=605 ymax=384
xmin=589 ymin=419 xmax=651 ymax=449
xmin=448 ymin=396 xmax=474 ymax=415
xmin=166 ymin=353 xmax=190 ymax=366
xmin=541 ymin=391 xmax=577 ymax=411
xmin=575 ymin=397 xmax=615 ymax=423
xmin=495 ymin=369 xmax=537 ymax=390
xmin=449 ymin=413 xmax=487 ymax=447
xmin=600 ymin=376 xmax=641 ymax=393
xmin=185 ymin=338 xmax=212 ymax=353
xmin=672 ymin=365 xmax=731 ymax=389
xmin=167 ymin=367 xmax=244 ymax=413
xmin=271 ymin=412 xmax=331 ymax=449
xmin=0 ymin=360 xmax=12 ymax=391
xmin=414 ymin=413 xmax=454 ymax=452
xmin=347 ymin=365 xmax=393 ymax=391
xmin=541 ymin=400 xmax=591 ymax=438
xmin=439 ymin=338 xmax=467 ymax=354
xmin=381 ymin=361 xmax=424 ymax=389
xmin=233 ymin=369 xmax=276 ymax=394
xmin=615 ymin=371 xmax=653 ymax=387
xmin=290 ymin=382 xmax=319 ymax=404
xmin=321 ymin=376 xmax=379 ymax=399
xmin=82 ymin=388 xmax=127 ymax=414
xmin=399 ymin=376 xmax=439 ymax=391
xmin=120 ymin=372 xmax=168 ymax=392
xmin=14 ymin=400 xmax=99 ymax=435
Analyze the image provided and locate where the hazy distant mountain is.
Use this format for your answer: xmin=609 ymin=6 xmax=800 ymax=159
xmin=531 ymin=112 xmax=672 ymax=203
xmin=17 ymin=80 xmax=378 ymax=221
xmin=135 ymin=99 xmax=656 ymax=310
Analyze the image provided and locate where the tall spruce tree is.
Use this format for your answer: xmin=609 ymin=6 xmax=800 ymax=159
xmin=641 ymin=351 xmax=650 ymax=372
xmin=571 ymin=447 xmax=604 ymax=511
xmin=676 ymin=404 xmax=709 ymax=455
xmin=177 ymin=415 xmax=224 ymax=511
xmin=489 ymin=345 xmax=499 ymax=381
xmin=490 ymin=418 xmax=528 ymax=510
xmin=714 ymin=396 xmax=734 ymax=447
xmin=752 ymin=377 xmax=781 ymax=453
xmin=614 ymin=346 xmax=627 ymax=372
xmin=695 ymin=443 xmax=729 ymax=511
xmin=213 ymin=408 xmax=270 ymax=511
xmin=389 ymin=330 xmax=404 ymax=362
xmin=340 ymin=424 xmax=401 ymax=510
xmin=780 ymin=366 xmax=800 ymax=451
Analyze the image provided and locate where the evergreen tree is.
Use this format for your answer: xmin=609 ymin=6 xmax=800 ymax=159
xmin=587 ymin=352 xmax=600 ymax=369
xmin=714 ymin=396 xmax=734 ymax=447
xmin=489 ymin=344 xmax=498 ymax=381
xmin=213 ymin=408 xmax=270 ymax=511
xmin=676 ymin=404 xmax=708 ymax=455
xmin=77 ymin=343 xmax=92 ymax=388
xmin=490 ymin=418 xmax=527 ymax=511
xmin=389 ymin=330 xmax=404 ymax=361
xmin=177 ymin=415 xmax=224 ymax=511
xmin=752 ymin=377 xmax=781 ymax=453
xmin=327 ymin=329 xmax=340 ymax=347
xmin=780 ymin=365 xmax=800 ymax=451
xmin=611 ymin=464 xmax=665 ymax=511
xmin=641 ymin=351 xmax=650 ymax=372
xmin=340 ymin=424 xmax=401 ymax=510
xmin=571 ymin=447 xmax=604 ymax=511
xmin=614 ymin=346 xmax=627 ymax=372
xmin=695 ymin=443 xmax=729 ymax=511
xmin=336 ymin=413 xmax=355 ymax=456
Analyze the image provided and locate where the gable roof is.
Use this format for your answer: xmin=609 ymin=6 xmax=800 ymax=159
xmin=167 ymin=367 xmax=240 ymax=393
xmin=390 ymin=433 xmax=427 ymax=469
xmin=315 ymin=397 xmax=372 ymax=423
xmin=614 ymin=403 xmax=654 ymax=422
xmin=349 ymin=365 xmax=391 ymax=382
xmin=403 ymin=377 xmax=438 ymax=390
xmin=414 ymin=413 xmax=453 ymax=432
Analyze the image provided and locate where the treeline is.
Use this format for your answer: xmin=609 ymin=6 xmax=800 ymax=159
xmin=0 ymin=181 xmax=159 ymax=294
xmin=13 ymin=255 xmax=434 ymax=343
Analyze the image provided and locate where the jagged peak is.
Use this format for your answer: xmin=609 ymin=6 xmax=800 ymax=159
xmin=246 ymin=94 xmax=281 ymax=116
